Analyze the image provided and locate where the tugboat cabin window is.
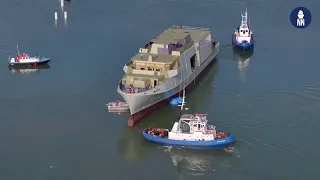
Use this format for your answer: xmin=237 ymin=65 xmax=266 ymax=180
xmin=156 ymin=68 xmax=161 ymax=72
xmin=148 ymin=67 xmax=152 ymax=71
xmin=141 ymin=68 xmax=145 ymax=70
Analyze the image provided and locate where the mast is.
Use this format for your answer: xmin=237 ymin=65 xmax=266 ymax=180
xmin=179 ymin=60 xmax=182 ymax=97
xmin=178 ymin=89 xmax=186 ymax=110
xmin=178 ymin=53 xmax=188 ymax=111
xmin=241 ymin=8 xmax=248 ymax=26
xmin=16 ymin=45 xmax=20 ymax=55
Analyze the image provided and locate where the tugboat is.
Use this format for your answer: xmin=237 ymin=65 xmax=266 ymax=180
xmin=232 ymin=9 xmax=254 ymax=51
xmin=8 ymin=45 xmax=51 ymax=66
xmin=107 ymin=100 xmax=130 ymax=112
xmin=142 ymin=113 xmax=235 ymax=150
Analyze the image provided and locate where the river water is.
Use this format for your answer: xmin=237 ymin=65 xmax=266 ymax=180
xmin=0 ymin=0 xmax=319 ymax=179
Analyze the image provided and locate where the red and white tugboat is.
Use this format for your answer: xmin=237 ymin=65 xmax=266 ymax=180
xmin=8 ymin=45 xmax=51 ymax=66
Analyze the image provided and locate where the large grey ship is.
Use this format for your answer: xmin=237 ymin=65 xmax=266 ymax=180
xmin=117 ymin=25 xmax=220 ymax=126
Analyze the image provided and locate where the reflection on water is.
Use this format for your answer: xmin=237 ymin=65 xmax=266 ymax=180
xmin=8 ymin=64 xmax=51 ymax=75
xmin=167 ymin=147 xmax=235 ymax=177
xmin=232 ymin=49 xmax=253 ymax=82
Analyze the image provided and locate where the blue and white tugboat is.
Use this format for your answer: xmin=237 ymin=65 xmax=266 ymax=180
xmin=232 ymin=9 xmax=254 ymax=51
xmin=8 ymin=45 xmax=51 ymax=66
xmin=142 ymin=113 xmax=235 ymax=150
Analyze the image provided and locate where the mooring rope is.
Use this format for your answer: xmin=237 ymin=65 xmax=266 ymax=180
xmin=134 ymin=124 xmax=143 ymax=132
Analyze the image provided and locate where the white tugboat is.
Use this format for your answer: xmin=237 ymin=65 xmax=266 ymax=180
xmin=142 ymin=113 xmax=235 ymax=150
xmin=232 ymin=9 xmax=254 ymax=51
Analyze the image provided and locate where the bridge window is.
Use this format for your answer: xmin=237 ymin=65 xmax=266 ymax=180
xmin=148 ymin=67 xmax=152 ymax=71
xmin=154 ymin=80 xmax=157 ymax=87
xmin=156 ymin=68 xmax=161 ymax=72
xmin=141 ymin=68 xmax=145 ymax=70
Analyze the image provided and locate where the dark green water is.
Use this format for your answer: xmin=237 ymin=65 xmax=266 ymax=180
xmin=0 ymin=0 xmax=319 ymax=179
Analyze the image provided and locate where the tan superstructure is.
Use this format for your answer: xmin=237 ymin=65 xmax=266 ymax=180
xmin=120 ymin=28 xmax=211 ymax=92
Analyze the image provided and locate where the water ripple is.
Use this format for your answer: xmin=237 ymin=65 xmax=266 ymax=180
xmin=216 ymin=83 xmax=320 ymax=130
xmin=237 ymin=134 xmax=310 ymax=165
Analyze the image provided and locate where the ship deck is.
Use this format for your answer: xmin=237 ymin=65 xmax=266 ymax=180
xmin=132 ymin=53 xmax=179 ymax=63
xmin=123 ymin=73 xmax=166 ymax=82
xmin=130 ymin=27 xmax=212 ymax=63
xmin=154 ymin=28 xmax=211 ymax=44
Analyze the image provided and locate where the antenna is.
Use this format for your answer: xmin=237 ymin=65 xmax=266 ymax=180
xmin=241 ymin=8 xmax=248 ymax=26
xmin=16 ymin=45 xmax=20 ymax=55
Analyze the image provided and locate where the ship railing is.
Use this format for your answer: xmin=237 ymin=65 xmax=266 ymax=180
xmin=205 ymin=130 xmax=215 ymax=134
xmin=166 ymin=25 xmax=210 ymax=31
xmin=120 ymin=82 xmax=152 ymax=93
xmin=207 ymin=125 xmax=215 ymax=130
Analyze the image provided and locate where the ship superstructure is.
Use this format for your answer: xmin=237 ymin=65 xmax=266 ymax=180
xmin=117 ymin=25 xmax=219 ymax=126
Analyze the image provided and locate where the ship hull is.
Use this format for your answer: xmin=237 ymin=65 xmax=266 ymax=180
xmin=232 ymin=33 xmax=254 ymax=51
xmin=118 ymin=44 xmax=219 ymax=126
xmin=8 ymin=58 xmax=51 ymax=66
xmin=232 ymin=42 xmax=254 ymax=51
xmin=142 ymin=131 xmax=235 ymax=150
xmin=8 ymin=64 xmax=50 ymax=70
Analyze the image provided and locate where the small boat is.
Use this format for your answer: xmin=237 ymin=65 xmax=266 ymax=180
xmin=142 ymin=113 xmax=235 ymax=150
xmin=107 ymin=100 xmax=130 ymax=112
xmin=232 ymin=9 xmax=254 ymax=51
xmin=170 ymin=97 xmax=183 ymax=105
xmin=8 ymin=45 xmax=51 ymax=66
